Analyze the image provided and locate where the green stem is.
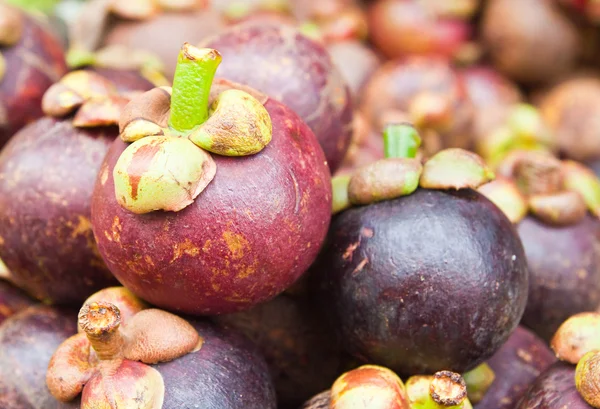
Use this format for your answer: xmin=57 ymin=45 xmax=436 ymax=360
xmin=383 ymin=123 xmax=422 ymax=159
xmin=168 ymin=44 xmax=222 ymax=135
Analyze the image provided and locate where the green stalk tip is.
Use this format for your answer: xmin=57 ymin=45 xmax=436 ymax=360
xmin=168 ymin=43 xmax=222 ymax=135
xmin=384 ymin=123 xmax=422 ymax=159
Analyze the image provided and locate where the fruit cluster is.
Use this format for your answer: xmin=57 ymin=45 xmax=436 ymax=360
xmin=1 ymin=0 xmax=600 ymax=408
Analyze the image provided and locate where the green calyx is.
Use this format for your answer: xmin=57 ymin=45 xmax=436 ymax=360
xmin=113 ymin=43 xmax=273 ymax=214
xmin=384 ymin=123 xmax=421 ymax=159
xmin=406 ymin=372 xmax=472 ymax=409
xmin=562 ymin=160 xmax=600 ymax=217
xmin=463 ymin=364 xmax=495 ymax=404
xmin=420 ymin=148 xmax=495 ymax=190
xmin=5 ymin=0 xmax=59 ymax=14
xmin=332 ymin=175 xmax=351 ymax=215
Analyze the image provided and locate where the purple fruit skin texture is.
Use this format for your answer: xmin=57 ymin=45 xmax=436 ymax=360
xmin=313 ymin=189 xmax=529 ymax=375
xmin=203 ymin=22 xmax=354 ymax=173
xmin=215 ymin=293 xmax=342 ymax=407
xmin=91 ymin=99 xmax=332 ymax=315
xmin=0 ymin=118 xmax=119 ymax=304
xmin=0 ymin=280 xmax=34 ymax=324
xmin=154 ymin=319 xmax=277 ymax=409
xmin=517 ymin=363 xmax=593 ymax=408
xmin=0 ymin=305 xmax=80 ymax=409
xmin=518 ymin=215 xmax=600 ymax=341
xmin=476 ymin=326 xmax=557 ymax=409
xmin=0 ymin=13 xmax=67 ymax=147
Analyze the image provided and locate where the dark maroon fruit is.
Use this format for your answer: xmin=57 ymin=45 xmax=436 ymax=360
xmin=0 ymin=279 xmax=34 ymax=324
xmin=482 ymin=0 xmax=581 ymax=84
xmin=0 ymin=3 xmax=67 ymax=147
xmin=360 ymin=57 xmax=474 ymax=153
xmin=367 ymin=0 xmax=478 ymax=60
xmin=202 ymin=22 xmax=353 ymax=172
xmin=0 ymin=70 xmax=153 ymax=304
xmin=215 ymin=293 xmax=343 ymax=407
xmin=476 ymin=326 xmax=557 ymax=409
xmin=313 ymin=188 xmax=529 ymax=375
xmin=46 ymin=289 xmax=276 ymax=409
xmin=518 ymin=215 xmax=600 ymax=341
xmin=0 ymin=305 xmax=79 ymax=409
xmin=91 ymin=45 xmax=332 ymax=315
xmin=517 ymin=363 xmax=592 ymax=408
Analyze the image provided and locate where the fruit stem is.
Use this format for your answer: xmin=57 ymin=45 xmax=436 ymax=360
xmin=78 ymin=302 xmax=124 ymax=361
xmin=384 ymin=123 xmax=421 ymax=159
xmin=168 ymin=43 xmax=222 ymax=135
xmin=430 ymin=371 xmax=468 ymax=406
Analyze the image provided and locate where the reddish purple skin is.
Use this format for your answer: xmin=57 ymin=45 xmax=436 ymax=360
xmin=517 ymin=363 xmax=592 ymax=408
xmin=0 ymin=118 xmax=119 ymax=304
xmin=152 ymin=319 xmax=276 ymax=409
xmin=203 ymin=22 xmax=354 ymax=173
xmin=92 ymin=99 xmax=332 ymax=315
xmin=0 ymin=13 xmax=67 ymax=147
xmin=313 ymin=189 xmax=529 ymax=375
xmin=215 ymin=294 xmax=342 ymax=407
xmin=518 ymin=215 xmax=600 ymax=341
xmin=0 ymin=305 xmax=80 ymax=409
xmin=0 ymin=280 xmax=34 ymax=324
xmin=476 ymin=326 xmax=557 ymax=409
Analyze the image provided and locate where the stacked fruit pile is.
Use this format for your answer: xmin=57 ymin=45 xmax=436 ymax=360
xmin=1 ymin=0 xmax=600 ymax=408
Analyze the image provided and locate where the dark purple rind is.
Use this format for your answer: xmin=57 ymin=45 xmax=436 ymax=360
xmin=153 ymin=319 xmax=276 ymax=409
xmin=214 ymin=294 xmax=342 ymax=407
xmin=518 ymin=215 xmax=600 ymax=341
xmin=476 ymin=326 xmax=557 ymax=409
xmin=0 ymin=11 xmax=67 ymax=147
xmin=203 ymin=22 xmax=354 ymax=172
xmin=0 ymin=118 xmax=119 ymax=304
xmin=313 ymin=188 xmax=529 ymax=375
xmin=0 ymin=280 xmax=35 ymax=324
xmin=516 ymin=362 xmax=592 ymax=408
xmin=92 ymin=99 xmax=332 ymax=315
xmin=0 ymin=305 xmax=80 ymax=409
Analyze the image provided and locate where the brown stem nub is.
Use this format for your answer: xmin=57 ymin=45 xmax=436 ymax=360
xmin=78 ymin=302 xmax=124 ymax=360
xmin=430 ymin=371 xmax=468 ymax=406
xmin=515 ymin=153 xmax=563 ymax=196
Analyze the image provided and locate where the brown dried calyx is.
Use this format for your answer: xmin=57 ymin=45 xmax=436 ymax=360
xmin=47 ymin=289 xmax=201 ymax=408
xmin=551 ymin=312 xmax=600 ymax=365
xmin=0 ymin=3 xmax=23 ymax=47
xmin=501 ymin=151 xmax=597 ymax=225
xmin=41 ymin=70 xmax=133 ymax=128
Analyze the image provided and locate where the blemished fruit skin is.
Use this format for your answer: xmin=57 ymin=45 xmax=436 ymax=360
xmin=476 ymin=326 xmax=557 ymax=409
xmin=0 ymin=11 xmax=67 ymax=147
xmin=313 ymin=188 xmax=529 ymax=376
xmin=0 ymin=118 xmax=119 ymax=305
xmin=202 ymin=22 xmax=354 ymax=173
xmin=518 ymin=215 xmax=600 ymax=341
xmin=0 ymin=305 xmax=80 ymax=409
xmin=516 ymin=363 xmax=593 ymax=408
xmin=92 ymin=99 xmax=332 ymax=315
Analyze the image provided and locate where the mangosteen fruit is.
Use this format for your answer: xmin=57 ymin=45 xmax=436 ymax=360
xmin=0 ymin=69 xmax=155 ymax=305
xmin=69 ymin=0 xmax=224 ymax=79
xmin=91 ymin=44 xmax=332 ymax=315
xmin=482 ymin=0 xmax=581 ymax=84
xmin=360 ymin=56 xmax=474 ymax=155
xmin=367 ymin=0 xmax=478 ymax=61
xmin=0 ymin=1 xmax=67 ymax=146
xmin=459 ymin=66 xmax=522 ymax=143
xmin=214 ymin=293 xmax=343 ymax=407
xmin=200 ymin=22 xmax=353 ymax=173
xmin=314 ymin=124 xmax=528 ymax=376
xmin=480 ymin=153 xmax=600 ymax=341
xmin=474 ymin=326 xmax=557 ymax=408
xmin=327 ymin=40 xmax=381 ymax=105
xmin=46 ymin=286 xmax=277 ymax=408
xmin=0 ymin=305 xmax=79 ymax=409
xmin=0 ymin=279 xmax=34 ymax=324
xmin=516 ymin=363 xmax=591 ymax=408
xmin=539 ymin=76 xmax=600 ymax=162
